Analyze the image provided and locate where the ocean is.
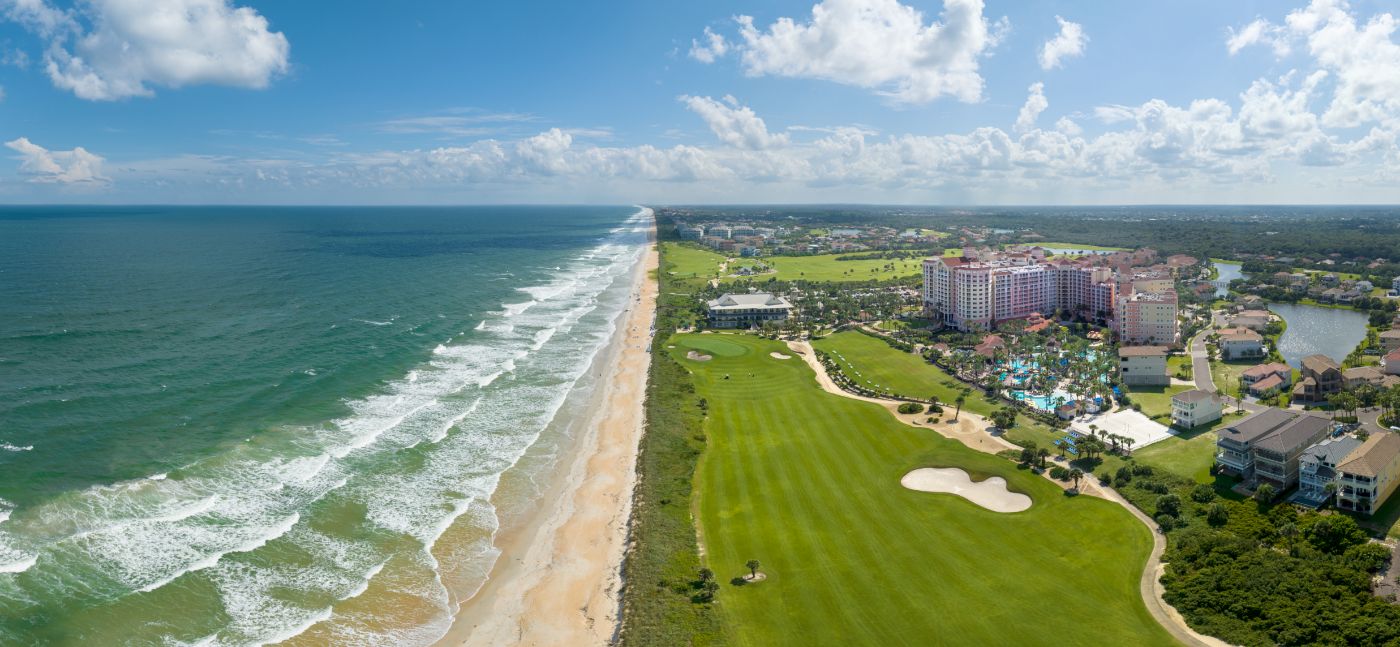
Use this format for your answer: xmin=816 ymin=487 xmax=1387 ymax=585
xmin=0 ymin=205 xmax=651 ymax=645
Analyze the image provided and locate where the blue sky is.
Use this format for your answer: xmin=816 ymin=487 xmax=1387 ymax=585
xmin=2 ymin=0 xmax=1400 ymax=204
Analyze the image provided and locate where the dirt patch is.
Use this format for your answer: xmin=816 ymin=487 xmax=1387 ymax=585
xmin=686 ymin=350 xmax=712 ymax=362
xmin=900 ymin=468 xmax=1031 ymax=513
xmin=769 ymin=352 xmax=791 ymax=360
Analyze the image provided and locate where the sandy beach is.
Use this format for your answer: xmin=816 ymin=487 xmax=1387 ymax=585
xmin=438 ymin=226 xmax=658 ymax=646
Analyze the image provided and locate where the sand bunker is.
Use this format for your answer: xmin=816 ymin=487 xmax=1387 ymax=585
xmin=900 ymin=468 xmax=1031 ymax=513
xmin=770 ymin=352 xmax=791 ymax=360
xmin=686 ymin=351 xmax=712 ymax=361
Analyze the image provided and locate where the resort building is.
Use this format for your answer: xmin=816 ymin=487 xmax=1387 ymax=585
xmin=677 ymin=225 xmax=704 ymax=240
xmin=1171 ymin=389 xmax=1223 ymax=429
xmin=1296 ymin=435 xmax=1363 ymax=505
xmin=1216 ymin=408 xmax=1332 ymax=487
xmin=1292 ymin=354 xmax=1344 ymax=404
xmin=921 ymin=252 xmax=1115 ymax=331
xmin=1216 ymin=327 xmax=1265 ymax=361
xmin=1117 ymin=291 xmax=1179 ymax=346
xmin=1118 ymin=345 xmax=1170 ymax=386
xmin=705 ymin=293 xmax=793 ymax=329
xmin=1336 ymin=431 xmax=1400 ymax=515
xmin=1385 ymin=349 xmax=1400 ymax=376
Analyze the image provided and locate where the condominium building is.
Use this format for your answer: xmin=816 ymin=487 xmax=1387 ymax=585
xmin=706 ymin=293 xmax=793 ymax=329
xmin=1216 ymin=409 xmax=1332 ymax=488
xmin=921 ymin=253 xmax=1115 ymax=331
xmin=1336 ymin=431 xmax=1400 ymax=515
xmin=1117 ymin=291 xmax=1179 ymax=346
xmin=1119 ymin=345 xmax=1170 ymax=386
xmin=1171 ymin=389 xmax=1223 ymax=429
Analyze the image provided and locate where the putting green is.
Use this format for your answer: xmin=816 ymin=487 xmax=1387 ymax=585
xmin=676 ymin=333 xmax=1175 ymax=646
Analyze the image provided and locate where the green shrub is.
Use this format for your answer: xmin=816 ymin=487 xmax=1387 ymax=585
xmin=1049 ymin=465 xmax=1070 ymax=480
xmin=1190 ymin=484 xmax=1216 ymax=504
xmin=897 ymin=402 xmax=924 ymax=414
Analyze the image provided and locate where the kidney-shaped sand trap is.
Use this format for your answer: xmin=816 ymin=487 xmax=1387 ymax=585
xmin=900 ymin=468 xmax=1032 ymax=513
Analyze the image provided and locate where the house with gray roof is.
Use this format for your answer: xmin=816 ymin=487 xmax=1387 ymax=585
xmin=1216 ymin=408 xmax=1333 ymax=488
xmin=1296 ymin=435 xmax=1363 ymax=505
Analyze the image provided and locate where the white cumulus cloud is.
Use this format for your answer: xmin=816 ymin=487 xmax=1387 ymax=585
xmin=3 ymin=0 xmax=289 ymax=100
xmin=680 ymin=94 xmax=790 ymax=150
xmin=1015 ymin=82 xmax=1048 ymax=133
xmin=689 ymin=26 xmax=728 ymax=63
xmin=5 ymin=136 xmax=109 ymax=184
xmin=1039 ymin=16 xmax=1086 ymax=70
xmin=730 ymin=0 xmax=1007 ymax=104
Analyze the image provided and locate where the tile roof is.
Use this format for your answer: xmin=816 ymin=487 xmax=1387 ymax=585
xmin=1119 ymin=345 xmax=1169 ymax=357
xmin=1339 ymin=432 xmax=1400 ymax=478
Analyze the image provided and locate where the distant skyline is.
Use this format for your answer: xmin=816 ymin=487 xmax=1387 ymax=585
xmin=3 ymin=0 xmax=1400 ymax=204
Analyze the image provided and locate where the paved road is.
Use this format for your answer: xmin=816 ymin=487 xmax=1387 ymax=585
xmin=1189 ymin=310 xmax=1264 ymax=414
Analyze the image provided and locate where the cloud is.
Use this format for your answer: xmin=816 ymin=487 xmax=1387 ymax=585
xmin=728 ymin=0 xmax=1007 ymax=104
xmin=5 ymin=136 xmax=109 ymax=184
xmin=1038 ymin=16 xmax=1086 ymax=69
xmin=680 ymin=94 xmax=790 ymax=150
xmin=375 ymin=112 xmax=538 ymax=137
xmin=1014 ymin=82 xmax=1048 ymax=133
xmin=3 ymin=0 xmax=289 ymax=100
xmin=1228 ymin=0 xmax=1400 ymax=128
xmin=689 ymin=26 xmax=728 ymax=63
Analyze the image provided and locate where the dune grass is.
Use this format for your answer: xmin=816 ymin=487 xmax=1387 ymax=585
xmin=674 ymin=333 xmax=1176 ymax=647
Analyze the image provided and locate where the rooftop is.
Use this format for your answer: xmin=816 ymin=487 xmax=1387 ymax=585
xmin=1303 ymin=435 xmax=1364 ymax=467
xmin=1173 ymin=389 xmax=1220 ymax=404
xmin=707 ymin=293 xmax=792 ymax=310
xmin=1339 ymin=432 xmax=1400 ymax=478
xmin=1302 ymin=354 xmax=1342 ymax=374
xmin=1119 ymin=345 xmax=1169 ymax=358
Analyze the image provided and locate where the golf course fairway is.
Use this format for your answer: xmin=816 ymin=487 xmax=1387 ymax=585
xmin=674 ymin=333 xmax=1176 ymax=646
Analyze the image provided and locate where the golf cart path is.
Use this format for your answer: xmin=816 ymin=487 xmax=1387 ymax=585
xmin=787 ymin=339 xmax=1227 ymax=647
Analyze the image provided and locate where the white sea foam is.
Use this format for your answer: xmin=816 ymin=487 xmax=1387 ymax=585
xmin=0 ymin=555 xmax=36 ymax=574
xmin=356 ymin=319 xmax=393 ymax=327
xmin=0 ymin=443 xmax=33 ymax=452
xmin=0 ymin=206 xmax=654 ymax=644
xmin=501 ymin=300 xmax=536 ymax=317
xmin=148 ymin=473 xmax=168 ymax=481
xmin=473 ymin=320 xmax=486 ymax=331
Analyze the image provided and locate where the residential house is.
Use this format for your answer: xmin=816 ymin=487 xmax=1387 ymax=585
xmin=1242 ymin=362 xmax=1292 ymax=388
xmin=1231 ymin=310 xmax=1273 ymax=332
xmin=1383 ymin=349 xmax=1400 ymax=376
xmin=1292 ymin=354 xmax=1344 ymax=404
xmin=1217 ymin=327 xmax=1265 ymax=361
xmin=1172 ymin=390 xmax=1224 ymax=429
xmin=1216 ymin=408 xmax=1332 ymax=487
xmin=1343 ymin=366 xmax=1386 ymax=390
xmin=1119 ymin=345 xmax=1170 ymax=386
xmin=1297 ymin=435 xmax=1364 ymax=504
xmin=706 ymin=293 xmax=793 ymax=329
xmin=1336 ymin=431 xmax=1400 ymax=515
xmin=1380 ymin=329 xmax=1400 ymax=353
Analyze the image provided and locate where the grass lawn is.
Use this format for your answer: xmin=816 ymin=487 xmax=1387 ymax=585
xmin=1167 ymin=355 xmax=1193 ymax=381
xmin=1209 ymin=358 xmax=1260 ymax=397
xmin=812 ymin=331 xmax=994 ymax=415
xmin=1134 ymin=413 xmax=1246 ymax=484
xmin=742 ymin=254 xmax=922 ymax=283
xmin=662 ymin=242 xmax=727 ymax=283
xmin=1124 ymin=384 xmax=1190 ymax=420
xmin=673 ymin=333 xmax=1176 ymax=647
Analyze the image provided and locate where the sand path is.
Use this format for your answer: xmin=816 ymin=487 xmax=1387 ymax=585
xmin=442 ymin=228 xmax=658 ymax=646
xmin=788 ymin=339 xmax=1226 ymax=647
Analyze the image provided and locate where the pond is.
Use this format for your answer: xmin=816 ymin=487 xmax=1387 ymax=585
xmin=1212 ymin=261 xmax=1245 ymax=298
xmin=1268 ymin=302 xmax=1369 ymax=368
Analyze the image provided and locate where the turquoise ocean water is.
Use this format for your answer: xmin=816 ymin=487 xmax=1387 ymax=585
xmin=0 ymin=205 xmax=650 ymax=644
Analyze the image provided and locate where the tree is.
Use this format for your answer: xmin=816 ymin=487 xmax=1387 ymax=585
xmin=954 ymin=389 xmax=969 ymax=421
xmin=1254 ymin=482 xmax=1276 ymax=503
xmin=1037 ymin=447 xmax=1051 ymax=469
xmin=1070 ymin=468 xmax=1084 ymax=491
xmin=746 ymin=559 xmax=761 ymax=579
xmin=1206 ymin=502 xmax=1229 ymax=526
xmin=1156 ymin=493 xmax=1182 ymax=517
xmin=698 ymin=567 xmax=714 ymax=583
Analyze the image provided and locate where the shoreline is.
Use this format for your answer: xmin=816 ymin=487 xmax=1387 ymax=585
xmin=437 ymin=222 xmax=658 ymax=646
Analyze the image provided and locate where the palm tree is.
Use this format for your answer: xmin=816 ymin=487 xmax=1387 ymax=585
xmin=1070 ymin=468 xmax=1084 ymax=491
xmin=954 ymin=390 xmax=969 ymax=421
xmin=746 ymin=559 xmax=761 ymax=579
xmin=1037 ymin=447 xmax=1050 ymax=469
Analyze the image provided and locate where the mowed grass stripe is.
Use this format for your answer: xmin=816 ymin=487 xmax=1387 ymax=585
xmin=673 ymin=333 xmax=1175 ymax=647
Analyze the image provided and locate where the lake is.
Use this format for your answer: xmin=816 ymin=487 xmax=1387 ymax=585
xmin=1267 ymin=302 xmax=1370 ymax=368
xmin=1212 ymin=261 xmax=1245 ymax=297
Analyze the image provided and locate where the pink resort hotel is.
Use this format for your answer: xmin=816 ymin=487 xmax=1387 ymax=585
xmin=922 ymin=246 xmax=1181 ymax=345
